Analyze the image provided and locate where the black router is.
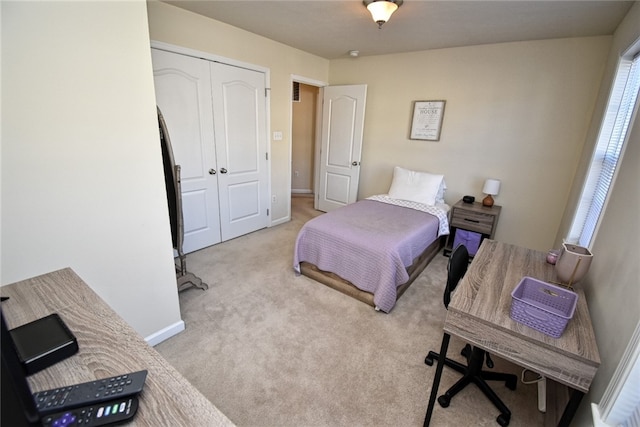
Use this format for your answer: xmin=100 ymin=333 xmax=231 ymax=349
xmin=9 ymin=313 xmax=78 ymax=375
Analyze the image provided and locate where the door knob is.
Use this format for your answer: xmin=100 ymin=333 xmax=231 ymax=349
xmin=220 ymin=168 xmax=228 ymax=174
xmin=352 ymin=161 xmax=360 ymax=166
xmin=209 ymin=169 xmax=216 ymax=175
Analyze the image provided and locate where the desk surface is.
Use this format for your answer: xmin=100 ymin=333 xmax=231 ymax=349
xmin=445 ymin=240 xmax=600 ymax=393
xmin=1 ymin=268 xmax=235 ymax=426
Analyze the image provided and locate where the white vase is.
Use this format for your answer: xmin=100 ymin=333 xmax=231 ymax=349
xmin=555 ymin=243 xmax=593 ymax=286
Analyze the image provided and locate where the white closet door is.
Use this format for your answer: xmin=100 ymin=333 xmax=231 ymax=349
xmin=210 ymin=62 xmax=269 ymax=241
xmin=151 ymin=49 xmax=221 ymax=252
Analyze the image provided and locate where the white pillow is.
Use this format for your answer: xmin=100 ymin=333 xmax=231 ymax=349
xmin=436 ymin=179 xmax=447 ymax=204
xmin=388 ymin=166 xmax=444 ymax=206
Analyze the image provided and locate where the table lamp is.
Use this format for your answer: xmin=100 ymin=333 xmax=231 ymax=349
xmin=482 ymin=179 xmax=501 ymax=207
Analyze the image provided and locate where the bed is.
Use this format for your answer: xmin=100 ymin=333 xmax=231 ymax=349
xmin=293 ymin=167 xmax=450 ymax=312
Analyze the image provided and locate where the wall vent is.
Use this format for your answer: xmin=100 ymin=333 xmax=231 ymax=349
xmin=292 ymin=82 xmax=300 ymax=102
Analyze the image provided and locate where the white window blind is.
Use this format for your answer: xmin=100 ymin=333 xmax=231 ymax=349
xmin=567 ymin=53 xmax=640 ymax=247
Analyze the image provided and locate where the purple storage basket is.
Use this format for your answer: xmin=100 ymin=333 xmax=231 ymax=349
xmin=510 ymin=277 xmax=578 ymax=338
xmin=453 ymin=229 xmax=482 ymax=256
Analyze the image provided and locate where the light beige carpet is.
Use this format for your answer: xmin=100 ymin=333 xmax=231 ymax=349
xmin=155 ymin=195 xmax=544 ymax=427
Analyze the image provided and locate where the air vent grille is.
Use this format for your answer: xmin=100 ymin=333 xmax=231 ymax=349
xmin=292 ymin=82 xmax=300 ymax=102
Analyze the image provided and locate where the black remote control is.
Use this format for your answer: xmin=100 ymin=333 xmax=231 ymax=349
xmin=41 ymin=395 xmax=139 ymax=427
xmin=33 ymin=370 xmax=147 ymax=415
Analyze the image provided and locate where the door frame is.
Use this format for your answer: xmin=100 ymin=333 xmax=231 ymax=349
xmin=150 ymin=41 xmax=273 ymax=226
xmin=289 ymin=75 xmax=328 ymax=218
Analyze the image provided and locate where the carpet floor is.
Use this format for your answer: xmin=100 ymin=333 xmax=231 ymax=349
xmin=155 ymin=195 xmax=545 ymax=427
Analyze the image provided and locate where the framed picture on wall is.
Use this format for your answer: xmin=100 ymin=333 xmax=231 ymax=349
xmin=410 ymin=100 xmax=446 ymax=141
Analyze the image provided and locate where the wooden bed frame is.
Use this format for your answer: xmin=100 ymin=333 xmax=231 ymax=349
xmin=299 ymin=236 xmax=445 ymax=309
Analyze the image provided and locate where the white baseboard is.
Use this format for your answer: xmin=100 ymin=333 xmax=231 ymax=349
xmin=291 ymin=189 xmax=312 ymax=194
xmin=271 ymin=216 xmax=290 ymax=226
xmin=145 ymin=320 xmax=185 ymax=347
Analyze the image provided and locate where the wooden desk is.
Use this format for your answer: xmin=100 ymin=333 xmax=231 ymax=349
xmin=424 ymin=240 xmax=600 ymax=427
xmin=1 ymin=268 xmax=235 ymax=426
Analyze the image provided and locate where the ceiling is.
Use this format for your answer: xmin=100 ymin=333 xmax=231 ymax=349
xmin=163 ymin=1 xmax=634 ymax=59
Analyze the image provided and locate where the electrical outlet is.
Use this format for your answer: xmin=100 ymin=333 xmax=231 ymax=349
xmin=272 ymin=195 xmax=277 ymax=203
xmin=295 ymin=171 xmax=299 ymax=177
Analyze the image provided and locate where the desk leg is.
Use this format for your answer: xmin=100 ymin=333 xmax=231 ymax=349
xmin=557 ymin=389 xmax=584 ymax=427
xmin=423 ymin=333 xmax=450 ymax=427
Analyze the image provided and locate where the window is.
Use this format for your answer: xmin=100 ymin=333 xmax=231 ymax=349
xmin=567 ymin=52 xmax=640 ymax=247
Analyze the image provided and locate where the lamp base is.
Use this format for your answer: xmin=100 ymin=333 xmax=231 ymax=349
xmin=482 ymin=194 xmax=494 ymax=207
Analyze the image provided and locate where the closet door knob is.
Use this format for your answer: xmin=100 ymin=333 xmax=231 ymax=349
xmin=352 ymin=161 xmax=360 ymax=166
xmin=220 ymin=168 xmax=228 ymax=174
xmin=209 ymin=169 xmax=216 ymax=175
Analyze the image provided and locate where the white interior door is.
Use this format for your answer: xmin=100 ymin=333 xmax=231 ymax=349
xmin=317 ymin=85 xmax=367 ymax=212
xmin=151 ymin=48 xmax=221 ymax=253
xmin=210 ymin=62 xmax=269 ymax=241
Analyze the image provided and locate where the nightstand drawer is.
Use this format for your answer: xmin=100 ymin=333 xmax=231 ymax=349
xmin=444 ymin=200 xmax=501 ymax=258
xmin=451 ymin=210 xmax=494 ymax=234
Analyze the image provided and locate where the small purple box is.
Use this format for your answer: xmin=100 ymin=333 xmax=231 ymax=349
xmin=453 ymin=229 xmax=482 ymax=255
xmin=510 ymin=277 xmax=578 ymax=338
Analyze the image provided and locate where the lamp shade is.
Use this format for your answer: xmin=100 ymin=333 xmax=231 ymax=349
xmin=482 ymin=179 xmax=501 ymax=196
xmin=366 ymin=0 xmax=400 ymax=28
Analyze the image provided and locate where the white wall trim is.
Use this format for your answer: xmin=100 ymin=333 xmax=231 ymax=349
xmin=145 ymin=320 xmax=185 ymax=347
xmin=151 ymin=40 xmax=270 ymax=74
xmin=291 ymin=75 xmax=328 ymax=88
xmin=270 ymin=216 xmax=290 ymax=227
xmin=594 ymin=320 xmax=640 ymax=426
xmin=592 ymin=403 xmax=610 ymax=427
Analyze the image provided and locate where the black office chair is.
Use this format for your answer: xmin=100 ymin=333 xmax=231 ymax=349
xmin=425 ymin=244 xmax=517 ymax=426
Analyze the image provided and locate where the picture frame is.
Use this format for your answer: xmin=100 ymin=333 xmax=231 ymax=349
xmin=410 ymin=100 xmax=446 ymax=141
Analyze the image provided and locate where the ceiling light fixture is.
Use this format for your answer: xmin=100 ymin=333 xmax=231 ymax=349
xmin=363 ymin=0 xmax=403 ymax=29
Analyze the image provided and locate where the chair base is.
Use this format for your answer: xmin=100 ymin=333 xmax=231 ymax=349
xmin=425 ymin=346 xmax=517 ymax=426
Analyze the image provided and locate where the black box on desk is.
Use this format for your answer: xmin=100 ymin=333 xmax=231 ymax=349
xmin=9 ymin=313 xmax=78 ymax=375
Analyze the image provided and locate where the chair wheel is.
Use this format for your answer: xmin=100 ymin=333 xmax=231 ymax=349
xmin=485 ymin=353 xmax=495 ymax=369
xmin=437 ymin=395 xmax=450 ymax=408
xmin=497 ymin=413 xmax=510 ymax=426
xmin=461 ymin=344 xmax=471 ymax=358
xmin=506 ymin=377 xmax=517 ymax=390
xmin=425 ymin=351 xmax=438 ymax=366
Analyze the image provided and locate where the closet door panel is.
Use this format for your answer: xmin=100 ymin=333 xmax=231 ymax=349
xmin=224 ymin=84 xmax=259 ymax=173
xmin=211 ymin=62 xmax=269 ymax=241
xmin=151 ymin=49 xmax=221 ymax=252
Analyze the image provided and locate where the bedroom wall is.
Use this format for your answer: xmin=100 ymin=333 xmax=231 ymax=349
xmin=1 ymin=0 xmax=182 ymax=341
xmin=146 ymin=0 xmax=330 ymax=224
xmin=147 ymin=1 xmax=613 ymax=252
xmin=329 ymin=37 xmax=611 ymax=251
xmin=562 ymin=3 xmax=640 ymax=424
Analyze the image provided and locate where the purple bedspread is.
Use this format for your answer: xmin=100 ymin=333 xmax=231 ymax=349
xmin=293 ymin=199 xmax=442 ymax=312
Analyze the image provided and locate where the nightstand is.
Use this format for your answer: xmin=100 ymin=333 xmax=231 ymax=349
xmin=444 ymin=199 xmax=501 ymax=257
